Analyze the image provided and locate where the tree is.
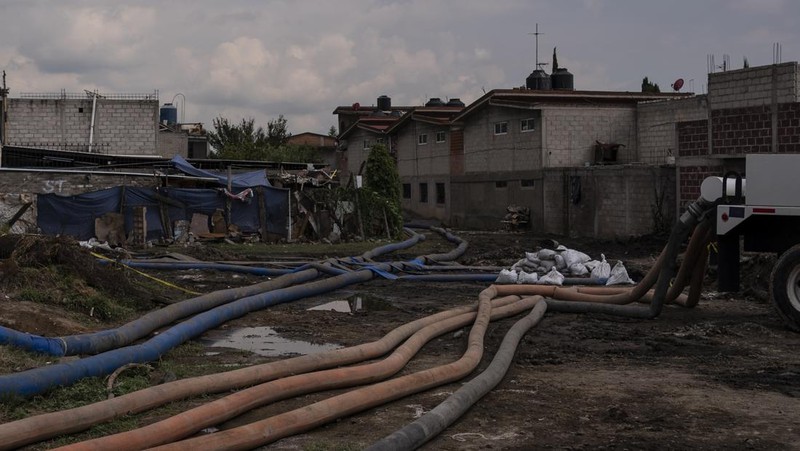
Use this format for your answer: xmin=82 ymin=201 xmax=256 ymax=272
xmin=328 ymin=125 xmax=337 ymax=137
xmin=208 ymin=114 xmax=319 ymax=162
xmin=363 ymin=143 xmax=402 ymax=237
xmin=552 ymin=47 xmax=559 ymax=72
xmin=207 ymin=117 xmax=268 ymax=160
xmin=641 ymin=77 xmax=661 ymax=93
xmin=266 ymin=114 xmax=291 ymax=147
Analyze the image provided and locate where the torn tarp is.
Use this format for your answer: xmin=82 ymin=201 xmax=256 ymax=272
xmin=170 ymin=155 xmax=271 ymax=188
xmin=38 ymin=186 xmax=289 ymax=241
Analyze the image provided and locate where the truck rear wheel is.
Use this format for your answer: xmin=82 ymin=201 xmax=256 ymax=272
xmin=770 ymin=244 xmax=800 ymax=331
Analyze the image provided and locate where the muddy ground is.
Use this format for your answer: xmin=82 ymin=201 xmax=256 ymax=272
xmin=2 ymin=230 xmax=800 ymax=450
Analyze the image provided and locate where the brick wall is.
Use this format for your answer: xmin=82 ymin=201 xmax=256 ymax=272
xmin=677 ymin=119 xmax=709 ymax=156
xmin=6 ymin=98 xmax=158 ymax=155
xmin=711 ymin=106 xmax=772 ymax=154
xmin=637 ymin=96 xmax=708 ymax=164
xmin=541 ymin=105 xmax=636 ymax=167
xmin=678 ymin=165 xmax=723 ymax=209
xmin=778 ymin=103 xmax=800 ymax=153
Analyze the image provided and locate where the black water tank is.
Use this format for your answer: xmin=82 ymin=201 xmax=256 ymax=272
xmin=377 ymin=95 xmax=391 ymax=111
xmin=526 ymin=69 xmax=551 ymax=90
xmin=446 ymin=98 xmax=465 ymax=107
xmin=551 ymin=68 xmax=574 ymax=90
xmin=425 ymin=97 xmax=445 ymax=107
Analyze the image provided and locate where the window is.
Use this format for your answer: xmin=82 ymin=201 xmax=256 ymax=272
xmin=495 ymin=181 xmax=508 ymax=189
xmin=402 ymin=183 xmax=412 ymax=199
xmin=419 ymin=183 xmax=428 ymax=203
xmin=521 ymin=179 xmax=535 ymax=188
xmin=436 ymin=183 xmax=446 ymax=204
xmin=363 ymin=140 xmax=370 ymax=150
xmin=418 ymin=133 xmax=428 ymax=145
xmin=436 ymin=131 xmax=446 ymax=143
xmin=494 ymin=121 xmax=508 ymax=135
xmin=521 ymin=118 xmax=535 ymax=132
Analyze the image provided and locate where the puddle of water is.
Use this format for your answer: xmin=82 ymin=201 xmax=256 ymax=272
xmin=307 ymin=293 xmax=396 ymax=313
xmin=198 ymin=326 xmax=341 ymax=357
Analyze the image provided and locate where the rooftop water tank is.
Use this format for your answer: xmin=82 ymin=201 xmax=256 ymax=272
xmin=160 ymin=103 xmax=178 ymax=125
xmin=526 ymin=69 xmax=551 ymax=90
xmin=551 ymin=68 xmax=574 ymax=90
xmin=446 ymin=98 xmax=465 ymax=107
xmin=377 ymin=95 xmax=391 ymax=111
xmin=425 ymin=97 xmax=446 ymax=107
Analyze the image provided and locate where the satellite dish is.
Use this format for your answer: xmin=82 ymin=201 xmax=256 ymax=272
xmin=352 ymin=102 xmax=360 ymax=111
xmin=672 ymin=78 xmax=685 ymax=91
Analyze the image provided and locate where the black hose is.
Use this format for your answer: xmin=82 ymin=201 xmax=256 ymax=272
xmin=366 ymin=299 xmax=547 ymax=450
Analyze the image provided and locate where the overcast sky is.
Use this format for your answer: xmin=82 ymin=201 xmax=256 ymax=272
xmin=2 ymin=0 xmax=798 ymax=135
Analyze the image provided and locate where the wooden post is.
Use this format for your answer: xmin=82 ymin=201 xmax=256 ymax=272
xmin=353 ymin=174 xmax=365 ymax=240
xmin=226 ymin=166 xmax=232 ymax=232
xmin=257 ymin=186 xmax=268 ymax=243
xmin=382 ymin=206 xmax=391 ymax=239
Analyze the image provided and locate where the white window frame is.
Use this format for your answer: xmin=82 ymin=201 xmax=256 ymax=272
xmin=494 ymin=121 xmax=508 ymax=135
xmin=436 ymin=131 xmax=446 ymax=143
xmin=418 ymin=133 xmax=428 ymax=145
xmin=363 ymin=140 xmax=370 ymax=150
xmin=521 ymin=118 xmax=535 ymax=132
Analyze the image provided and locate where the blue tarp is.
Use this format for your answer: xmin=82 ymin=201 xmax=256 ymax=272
xmin=38 ymin=185 xmax=289 ymax=241
xmin=170 ymin=155 xmax=271 ymax=188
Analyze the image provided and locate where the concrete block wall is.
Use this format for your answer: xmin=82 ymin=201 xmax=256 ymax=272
xmin=400 ymin=174 xmax=450 ymax=223
xmin=637 ymin=96 xmax=708 ymax=164
xmin=342 ymin=128 xmax=379 ymax=180
xmin=6 ymin=98 xmax=158 ymax=155
xmin=449 ymin=171 xmax=543 ymax=230
xmin=157 ymin=131 xmax=189 ymax=158
xmin=541 ymin=166 xmax=675 ymax=239
xmin=778 ymin=103 xmax=800 ymax=152
xmin=395 ymin=121 xmax=450 ymax=179
xmin=462 ymin=106 xmax=542 ymax=174
xmin=708 ymin=62 xmax=798 ymax=110
xmin=541 ymin=105 xmax=636 ymax=167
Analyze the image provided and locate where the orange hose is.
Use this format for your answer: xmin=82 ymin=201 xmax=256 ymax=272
xmin=0 ymin=297 xmax=509 ymax=450
xmin=60 ymin=296 xmax=534 ymax=451
xmin=149 ymin=297 xmax=544 ymax=451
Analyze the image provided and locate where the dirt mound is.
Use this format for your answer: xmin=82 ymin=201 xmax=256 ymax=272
xmin=0 ymin=235 xmax=156 ymax=324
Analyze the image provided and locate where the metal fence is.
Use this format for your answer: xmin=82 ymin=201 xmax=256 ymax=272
xmin=18 ymin=90 xmax=159 ymax=101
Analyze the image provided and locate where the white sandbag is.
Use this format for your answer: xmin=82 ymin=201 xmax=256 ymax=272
xmin=539 ymin=259 xmax=556 ymax=271
xmin=510 ymin=258 xmax=527 ymax=271
xmin=496 ymin=269 xmax=518 ymax=284
xmin=517 ymin=270 xmax=539 ymax=284
xmin=537 ymin=249 xmax=556 ymax=260
xmin=555 ymin=244 xmax=568 ymax=251
xmin=590 ymin=254 xmax=611 ymax=279
xmin=561 ymin=249 xmax=592 ymax=267
xmin=554 ymin=254 xmax=567 ymax=270
xmin=525 ymin=252 xmax=540 ymax=262
xmin=538 ymin=267 xmax=565 ymax=286
xmin=584 ymin=260 xmax=600 ymax=271
xmin=606 ymin=261 xmax=635 ymax=285
xmin=568 ymin=262 xmax=589 ymax=276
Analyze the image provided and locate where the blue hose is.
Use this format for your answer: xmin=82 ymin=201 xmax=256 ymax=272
xmin=0 ymin=232 xmax=429 ymax=398
xmin=104 ymin=260 xmax=293 ymax=276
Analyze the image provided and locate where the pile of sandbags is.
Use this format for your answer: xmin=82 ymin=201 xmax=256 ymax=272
xmin=496 ymin=244 xmax=634 ymax=286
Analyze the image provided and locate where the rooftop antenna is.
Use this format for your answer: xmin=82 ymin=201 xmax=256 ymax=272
xmin=773 ymin=42 xmax=782 ymax=64
xmin=528 ymin=23 xmax=548 ymax=70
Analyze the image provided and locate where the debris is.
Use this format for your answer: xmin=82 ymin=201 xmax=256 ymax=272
xmin=502 ymin=205 xmax=530 ymax=230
